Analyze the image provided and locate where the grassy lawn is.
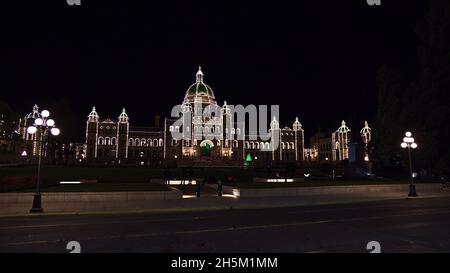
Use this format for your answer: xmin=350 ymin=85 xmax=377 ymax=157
xmin=0 ymin=165 xmax=255 ymax=183
xmin=2 ymin=165 xmax=432 ymax=192
xmin=227 ymin=180 xmax=423 ymax=189
xmin=13 ymin=183 xmax=170 ymax=192
xmin=0 ymin=166 xmax=164 ymax=183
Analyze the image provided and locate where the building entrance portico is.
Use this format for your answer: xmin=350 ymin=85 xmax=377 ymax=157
xmin=200 ymin=140 xmax=214 ymax=157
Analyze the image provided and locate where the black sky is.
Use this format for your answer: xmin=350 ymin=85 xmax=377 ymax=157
xmin=0 ymin=0 xmax=426 ymax=142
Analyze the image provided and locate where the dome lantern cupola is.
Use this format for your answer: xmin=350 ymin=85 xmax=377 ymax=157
xmin=184 ymin=66 xmax=216 ymax=106
xmin=196 ymin=66 xmax=204 ymax=83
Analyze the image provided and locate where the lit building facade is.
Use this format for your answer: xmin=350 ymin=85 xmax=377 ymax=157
xmin=84 ymin=67 xmax=305 ymax=164
xmin=18 ymin=104 xmax=43 ymax=157
xmin=309 ymin=121 xmax=372 ymax=162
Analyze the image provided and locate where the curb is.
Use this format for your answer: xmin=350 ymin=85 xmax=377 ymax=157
xmin=1 ymin=194 xmax=448 ymax=219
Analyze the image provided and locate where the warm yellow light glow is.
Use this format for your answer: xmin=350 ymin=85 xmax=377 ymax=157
xmin=267 ymin=179 xmax=294 ymax=182
xmin=167 ymin=180 xmax=197 ymax=185
xmin=364 ymin=155 xmax=369 ymax=161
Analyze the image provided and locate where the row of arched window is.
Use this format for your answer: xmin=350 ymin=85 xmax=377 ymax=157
xmin=245 ymin=141 xmax=270 ymax=150
xmin=169 ymin=125 xmax=242 ymax=135
xmin=128 ymin=138 xmax=163 ymax=147
xmin=243 ymin=141 xmax=296 ymax=150
xmin=98 ymin=137 xmax=116 ymax=145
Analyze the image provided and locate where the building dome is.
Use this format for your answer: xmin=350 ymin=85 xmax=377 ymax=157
xmin=184 ymin=66 xmax=216 ymax=105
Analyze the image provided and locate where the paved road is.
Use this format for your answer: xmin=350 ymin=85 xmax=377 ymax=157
xmin=1 ymin=197 xmax=450 ymax=253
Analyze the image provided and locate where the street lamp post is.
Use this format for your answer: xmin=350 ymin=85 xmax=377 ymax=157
xmin=401 ymin=131 xmax=418 ymax=197
xmin=27 ymin=110 xmax=61 ymax=213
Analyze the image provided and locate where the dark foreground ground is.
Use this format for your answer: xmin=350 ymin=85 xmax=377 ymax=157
xmin=1 ymin=197 xmax=450 ymax=253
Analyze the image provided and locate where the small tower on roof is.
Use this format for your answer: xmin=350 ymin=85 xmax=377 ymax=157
xmin=118 ymin=108 xmax=129 ymax=123
xmin=293 ymin=117 xmax=302 ymax=131
xmin=360 ymin=120 xmax=371 ymax=144
xmin=270 ymin=116 xmax=279 ymax=130
xmin=88 ymin=106 xmax=99 ymax=122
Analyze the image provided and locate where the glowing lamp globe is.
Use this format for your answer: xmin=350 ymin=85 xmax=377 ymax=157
xmin=411 ymin=143 xmax=418 ymax=149
xmin=27 ymin=126 xmax=37 ymax=134
xmin=46 ymin=119 xmax=55 ymax=127
xmin=405 ymin=132 xmax=412 ymax=137
xmin=401 ymin=142 xmax=408 ymax=148
xmin=50 ymin=128 xmax=60 ymax=136
xmin=34 ymin=118 xmax=43 ymax=126
xmin=41 ymin=110 xmax=50 ymax=118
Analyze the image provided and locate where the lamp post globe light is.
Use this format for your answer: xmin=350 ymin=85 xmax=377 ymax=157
xmin=26 ymin=110 xmax=61 ymax=213
xmin=401 ymin=131 xmax=418 ymax=197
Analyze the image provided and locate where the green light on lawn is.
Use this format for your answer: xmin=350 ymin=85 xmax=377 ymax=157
xmin=245 ymin=153 xmax=252 ymax=162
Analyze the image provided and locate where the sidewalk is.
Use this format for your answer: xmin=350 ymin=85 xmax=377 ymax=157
xmin=1 ymin=184 xmax=450 ymax=217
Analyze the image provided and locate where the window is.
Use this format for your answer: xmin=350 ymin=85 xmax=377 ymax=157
xmin=105 ymin=137 xmax=110 ymax=145
xmin=233 ymin=140 xmax=238 ymax=148
xmin=98 ymin=137 xmax=104 ymax=145
xmin=169 ymin=126 xmax=174 ymax=132
xmin=135 ymin=139 xmax=140 ymax=146
xmin=128 ymin=138 xmax=133 ymax=146
xmin=141 ymin=139 xmax=146 ymax=146
xmin=153 ymin=139 xmax=158 ymax=147
xmin=159 ymin=139 xmax=163 ymax=147
xmin=175 ymin=126 xmax=180 ymax=132
xmin=236 ymin=128 xmax=241 ymax=135
xmin=111 ymin=137 xmax=116 ymax=145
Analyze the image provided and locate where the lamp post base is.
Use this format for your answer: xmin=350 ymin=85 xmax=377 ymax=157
xmin=408 ymin=184 xmax=418 ymax=197
xmin=30 ymin=194 xmax=43 ymax=213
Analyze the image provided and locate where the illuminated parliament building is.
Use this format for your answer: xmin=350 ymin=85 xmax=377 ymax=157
xmin=19 ymin=67 xmax=373 ymax=165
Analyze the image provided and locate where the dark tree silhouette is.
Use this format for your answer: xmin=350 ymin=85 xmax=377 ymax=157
xmin=374 ymin=0 xmax=450 ymax=175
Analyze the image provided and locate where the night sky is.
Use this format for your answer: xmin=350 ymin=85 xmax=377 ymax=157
xmin=0 ymin=0 xmax=426 ymax=142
